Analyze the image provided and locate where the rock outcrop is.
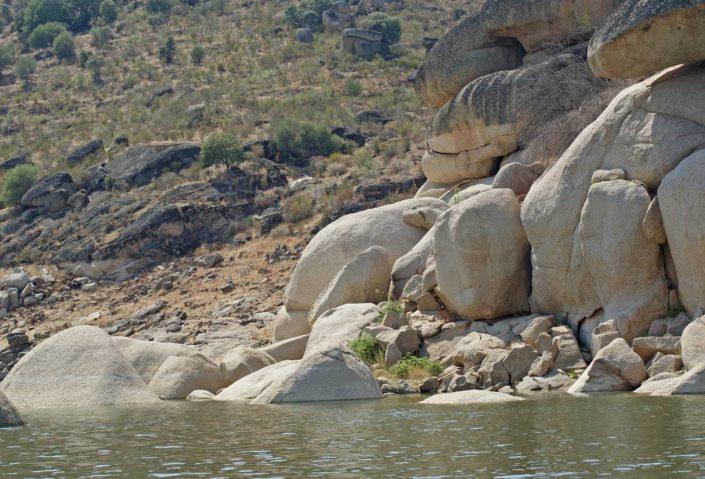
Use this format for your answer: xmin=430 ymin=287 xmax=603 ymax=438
xmin=0 ymin=326 xmax=160 ymax=408
xmin=589 ymin=0 xmax=705 ymax=79
xmin=433 ymin=189 xmax=530 ymax=319
xmin=568 ymin=339 xmax=646 ymax=393
xmin=420 ymin=389 xmax=524 ymax=404
xmin=148 ymin=354 xmax=227 ymax=400
xmin=0 ymin=392 xmax=23 ymax=427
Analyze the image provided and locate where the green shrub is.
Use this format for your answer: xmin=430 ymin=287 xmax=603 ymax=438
xmin=28 ymin=22 xmax=67 ymax=49
xmin=16 ymin=55 xmax=36 ymax=83
xmin=158 ymin=36 xmax=175 ymax=64
xmin=390 ymin=355 xmax=444 ymax=379
xmin=360 ymin=12 xmax=401 ymax=44
xmin=282 ymin=192 xmax=314 ymax=223
xmin=344 ymin=79 xmax=363 ymax=97
xmin=376 ymin=301 xmax=403 ymax=322
xmin=0 ymin=43 xmax=14 ymax=76
xmin=20 ymin=0 xmax=101 ymax=35
xmin=86 ymin=56 xmax=103 ymax=83
xmin=145 ymin=0 xmax=172 ymax=14
xmin=1 ymin=164 xmax=38 ymax=206
xmin=200 ymin=133 xmax=245 ymax=167
xmin=52 ymin=31 xmax=75 ymax=60
xmin=348 ymin=333 xmax=381 ymax=365
xmin=99 ymin=0 xmax=117 ymax=23
xmin=283 ymin=0 xmax=333 ymax=30
xmin=273 ymin=119 xmax=344 ymax=163
xmin=90 ymin=26 xmax=113 ymax=48
xmin=191 ymin=44 xmax=205 ymax=65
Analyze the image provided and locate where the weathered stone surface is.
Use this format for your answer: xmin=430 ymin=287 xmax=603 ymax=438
xmin=528 ymin=352 xmax=554 ymax=377
xmin=186 ymin=390 xmax=215 ymax=401
xmin=20 ymin=172 xmax=76 ymax=208
xmin=284 ymin=198 xmax=444 ymax=315
xmin=522 ymin=65 xmax=705 ymax=326
xmin=112 ymin=336 xmax=196 ymax=384
xmin=643 ymin=197 xmax=667 ymax=244
xmin=305 ymin=303 xmax=380 ymax=356
xmin=632 ymin=336 xmax=680 ymax=362
xmin=552 ymin=328 xmax=587 ymax=371
xmin=434 ymin=189 xmax=530 ymax=320
xmin=647 ymin=354 xmax=682 ymax=377
xmin=0 ymin=326 xmax=159 ymax=408
xmin=308 ymin=246 xmax=390 ymax=323
xmin=516 ymin=371 xmax=573 ymax=392
xmin=660 ymin=150 xmax=705 ymax=316
xmin=342 ymin=29 xmax=386 ymax=60
xmin=425 ymin=53 xmax=603 ymax=185
xmin=390 ymin=229 xmax=435 ymax=299
xmin=578 ymin=180 xmax=668 ymax=342
xmin=520 ymin=315 xmax=553 ymax=347
xmin=651 ymin=362 xmax=705 ymax=395
xmin=260 ymin=334 xmax=309 ymax=362
xmin=420 ymin=390 xmax=524 ymax=404
xmin=402 ymin=204 xmax=448 ymax=230
xmin=228 ymin=347 xmax=382 ymax=404
xmin=502 ymin=343 xmax=539 ymax=383
xmin=0 ymin=392 xmax=23 ymax=427
xmin=374 ymin=326 xmax=420 ymax=356
xmin=493 ymin=162 xmax=544 ymax=198
xmin=273 ymin=308 xmax=311 ymax=342
xmin=680 ymin=316 xmax=705 ymax=370
xmin=148 ymin=354 xmax=227 ymax=400
xmin=634 ymin=372 xmax=681 ymax=394
xmin=384 ymin=343 xmax=403 ymax=368
xmin=215 ymin=360 xmax=299 ymax=402
xmin=589 ymin=0 xmax=705 ymax=79
xmin=425 ymin=321 xmax=469 ymax=360
xmin=104 ymin=142 xmax=201 ymax=188
xmin=220 ymin=347 xmax=276 ymax=383
xmin=568 ymin=339 xmax=646 ymax=393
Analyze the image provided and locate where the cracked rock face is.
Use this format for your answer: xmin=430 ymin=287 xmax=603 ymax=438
xmin=521 ymin=65 xmax=705 ymax=331
xmin=423 ymin=52 xmax=604 ymax=185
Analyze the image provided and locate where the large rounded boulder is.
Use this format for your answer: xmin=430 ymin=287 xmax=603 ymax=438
xmin=433 ymin=189 xmax=530 ymax=319
xmin=0 ymin=392 xmax=23 ymax=427
xmin=0 ymin=326 xmax=160 ymax=409
xmin=282 ymin=198 xmax=445 ymax=326
xmin=589 ymin=0 xmax=705 ymax=79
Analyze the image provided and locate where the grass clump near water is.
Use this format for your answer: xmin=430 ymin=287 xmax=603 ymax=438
xmin=349 ymin=333 xmax=381 ymax=365
xmin=390 ymin=355 xmax=443 ymax=379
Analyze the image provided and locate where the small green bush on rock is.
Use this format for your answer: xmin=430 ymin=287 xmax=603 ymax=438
xmin=360 ymin=12 xmax=401 ymax=44
xmin=349 ymin=333 xmax=381 ymax=365
xmin=390 ymin=355 xmax=443 ymax=379
xmin=1 ymin=164 xmax=38 ymax=206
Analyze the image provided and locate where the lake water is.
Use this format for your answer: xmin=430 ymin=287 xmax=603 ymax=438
xmin=2 ymin=394 xmax=705 ymax=478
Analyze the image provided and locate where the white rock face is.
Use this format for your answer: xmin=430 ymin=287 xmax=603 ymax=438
xmin=679 ymin=317 xmax=705 ymax=370
xmin=434 ymin=189 xmax=530 ymax=319
xmin=305 ymin=303 xmax=380 ymax=356
xmin=578 ymin=180 xmax=668 ymax=341
xmin=659 ymin=150 xmax=705 ymax=317
xmin=250 ymin=348 xmax=382 ymax=404
xmin=272 ymin=307 xmax=310 ymax=342
xmin=260 ymin=334 xmax=309 ymax=362
xmin=283 ymin=198 xmax=444 ymax=316
xmin=148 ymin=354 xmax=228 ymax=400
xmin=522 ymin=65 xmax=705 ymax=332
xmin=308 ymin=246 xmax=390 ymax=324
xmin=420 ymin=390 xmax=525 ymax=404
xmin=0 ymin=326 xmax=160 ymax=409
xmin=219 ymin=347 xmax=276 ymax=384
xmin=112 ymin=336 xmax=196 ymax=384
xmin=216 ymin=361 xmax=300 ymax=402
xmin=568 ymin=339 xmax=646 ymax=393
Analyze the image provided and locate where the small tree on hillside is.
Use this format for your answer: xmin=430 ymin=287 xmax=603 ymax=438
xmin=191 ymin=44 xmax=205 ymax=66
xmin=53 ymin=31 xmax=75 ymax=60
xmin=16 ymin=54 xmax=36 ymax=85
xmin=0 ymin=43 xmax=14 ymax=79
xmin=200 ymin=133 xmax=245 ymax=168
xmin=158 ymin=36 xmax=175 ymax=64
xmin=1 ymin=164 xmax=38 ymax=206
xmin=99 ymin=0 xmax=117 ymax=23
xmin=28 ymin=22 xmax=67 ymax=49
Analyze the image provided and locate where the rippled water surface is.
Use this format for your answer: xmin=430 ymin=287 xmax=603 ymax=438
xmin=2 ymin=394 xmax=705 ymax=478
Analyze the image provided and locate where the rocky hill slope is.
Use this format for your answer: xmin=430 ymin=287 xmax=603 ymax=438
xmin=4 ymin=0 xmax=705 ymax=411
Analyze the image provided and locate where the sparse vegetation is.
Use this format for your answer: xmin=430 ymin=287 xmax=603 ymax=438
xmin=52 ymin=31 xmax=75 ymax=60
xmin=16 ymin=55 xmax=37 ymax=85
xmin=349 ymin=333 xmax=381 ymax=365
xmin=99 ymin=0 xmax=118 ymax=23
xmin=282 ymin=192 xmax=315 ymax=223
xmin=191 ymin=44 xmax=205 ymax=66
xmin=200 ymin=133 xmax=245 ymax=167
xmin=1 ymin=164 xmax=38 ymax=206
xmin=29 ymin=22 xmax=67 ymax=49
xmin=0 ymin=43 xmax=14 ymax=77
xmin=158 ymin=36 xmax=175 ymax=64
xmin=389 ymin=355 xmax=444 ymax=379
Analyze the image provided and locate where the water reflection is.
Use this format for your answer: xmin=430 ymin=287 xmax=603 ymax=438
xmin=1 ymin=394 xmax=704 ymax=478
